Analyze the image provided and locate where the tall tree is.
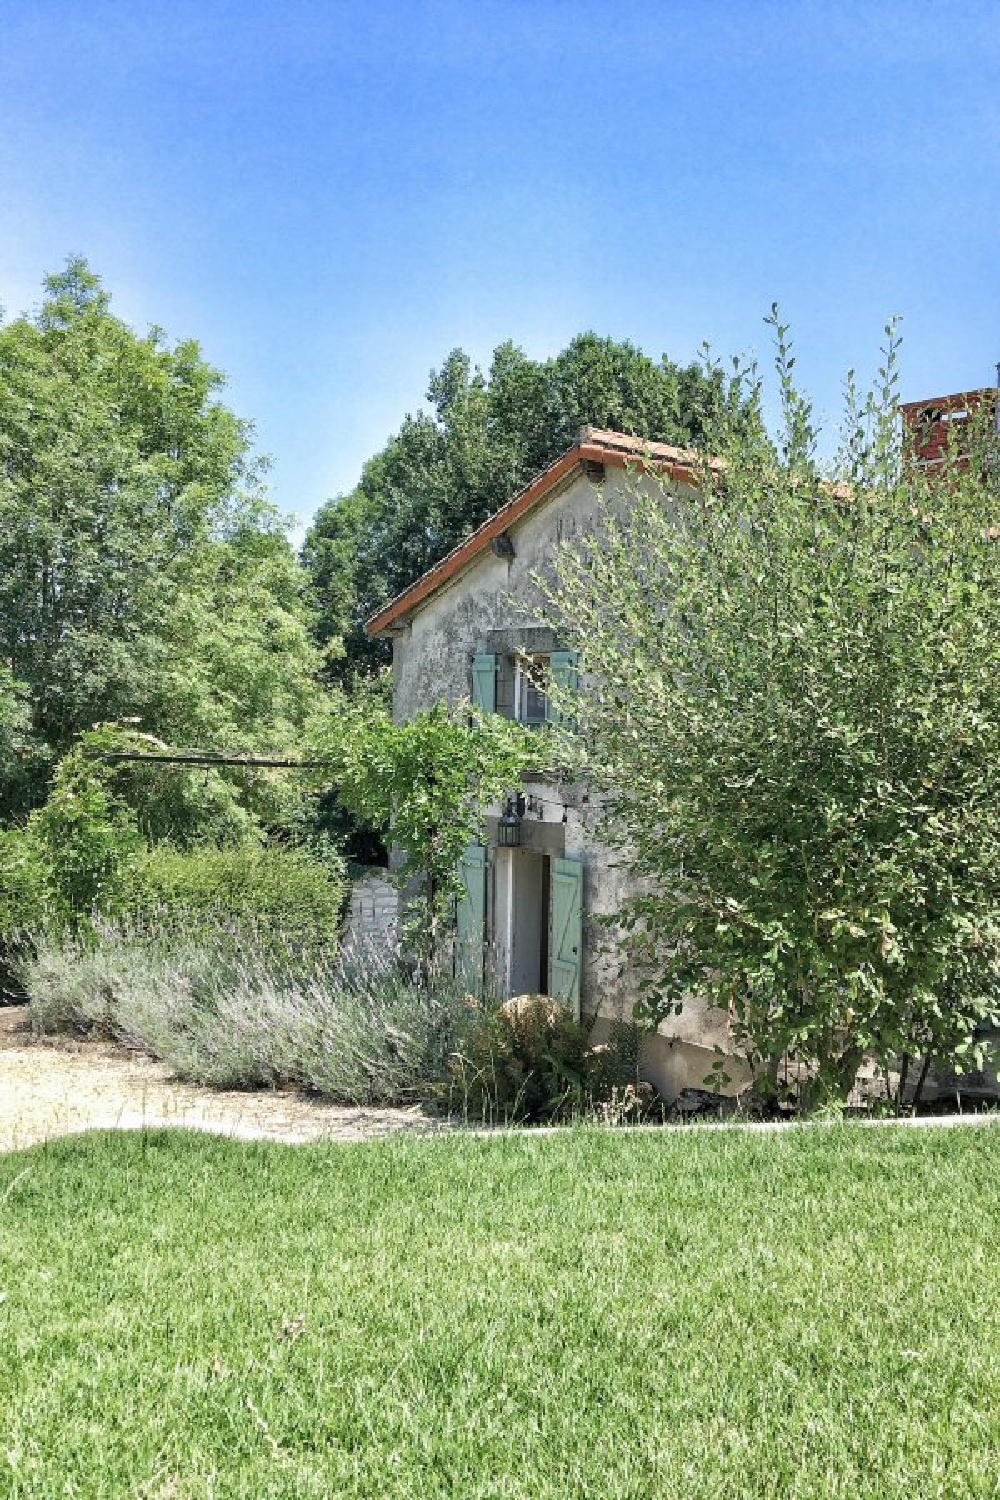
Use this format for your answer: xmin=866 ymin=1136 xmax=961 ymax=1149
xmin=542 ymin=318 xmax=1000 ymax=1108
xmin=0 ymin=259 xmax=321 ymax=822
xmin=303 ymin=333 xmax=733 ymax=679
xmin=0 ymin=669 xmax=40 ymax=822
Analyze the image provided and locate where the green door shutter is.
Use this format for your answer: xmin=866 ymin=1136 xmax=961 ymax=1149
xmin=550 ymin=855 xmax=583 ymax=1018
xmin=456 ymin=842 xmax=487 ymax=996
xmin=548 ymin=650 xmax=580 ymax=727
xmin=471 ymin=654 xmax=497 ymax=714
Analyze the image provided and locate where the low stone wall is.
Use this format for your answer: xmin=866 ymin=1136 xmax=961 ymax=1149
xmin=346 ymin=869 xmax=398 ymax=942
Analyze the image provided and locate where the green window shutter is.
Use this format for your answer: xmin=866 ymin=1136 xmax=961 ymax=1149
xmin=471 ymin=653 xmax=497 ymax=715
xmin=549 ymin=855 xmax=583 ymax=1019
xmin=456 ymin=842 xmax=487 ymax=997
xmin=548 ymin=650 xmax=580 ymax=727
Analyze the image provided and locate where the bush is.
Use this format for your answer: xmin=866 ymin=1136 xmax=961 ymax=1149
xmin=442 ymin=994 xmax=649 ymax=1124
xmin=123 ymin=843 xmax=347 ymax=955
xmin=0 ymin=831 xmax=64 ymax=1002
xmin=21 ymin=921 xmax=472 ymax=1104
xmin=19 ymin=921 xmax=647 ymax=1120
xmin=0 ymin=831 xmax=60 ymax=938
xmin=543 ymin=318 xmax=1000 ymax=1105
xmin=28 ymin=762 xmax=141 ymax=918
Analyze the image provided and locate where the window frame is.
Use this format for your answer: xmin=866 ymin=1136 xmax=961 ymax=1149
xmin=513 ymin=651 xmax=551 ymax=727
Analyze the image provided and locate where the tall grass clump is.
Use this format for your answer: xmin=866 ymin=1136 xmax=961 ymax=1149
xmin=20 ymin=918 xmax=474 ymax=1104
xmin=438 ymin=995 xmax=649 ymax=1126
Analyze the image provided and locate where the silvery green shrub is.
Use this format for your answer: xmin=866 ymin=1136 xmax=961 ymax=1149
xmin=543 ymin=316 xmax=1000 ymax=1107
xmin=21 ymin=919 xmax=474 ymax=1105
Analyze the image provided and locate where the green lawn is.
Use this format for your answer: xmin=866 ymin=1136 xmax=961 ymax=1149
xmin=2 ymin=1126 xmax=1000 ymax=1498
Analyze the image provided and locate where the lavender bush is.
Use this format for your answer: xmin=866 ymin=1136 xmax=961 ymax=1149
xmin=21 ymin=917 xmax=474 ymax=1104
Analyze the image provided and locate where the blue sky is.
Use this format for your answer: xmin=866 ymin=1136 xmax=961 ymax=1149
xmin=2 ymin=0 xmax=998 ymax=529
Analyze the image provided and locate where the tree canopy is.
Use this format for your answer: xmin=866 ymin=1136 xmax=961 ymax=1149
xmin=0 ymin=259 xmax=321 ymax=824
xmin=303 ymin=333 xmax=735 ymax=680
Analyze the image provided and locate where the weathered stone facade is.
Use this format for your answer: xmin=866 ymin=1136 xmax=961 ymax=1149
xmin=370 ymin=433 xmax=747 ymax=1101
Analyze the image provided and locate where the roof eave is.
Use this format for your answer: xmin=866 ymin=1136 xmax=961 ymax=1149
xmin=364 ymin=430 xmax=706 ymax=638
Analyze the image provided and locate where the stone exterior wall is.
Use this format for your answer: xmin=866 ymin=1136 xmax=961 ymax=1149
xmin=387 ymin=463 xmax=746 ymax=1101
xmin=392 ymin=466 xmax=652 ymax=721
xmin=345 ymin=870 xmax=398 ymax=943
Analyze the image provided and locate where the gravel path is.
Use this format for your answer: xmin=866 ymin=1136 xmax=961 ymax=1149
xmin=6 ymin=1007 xmax=997 ymax=1154
xmin=0 ymin=1006 xmax=441 ymax=1153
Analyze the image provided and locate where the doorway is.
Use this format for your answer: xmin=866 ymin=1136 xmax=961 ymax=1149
xmin=494 ymin=848 xmax=550 ymax=997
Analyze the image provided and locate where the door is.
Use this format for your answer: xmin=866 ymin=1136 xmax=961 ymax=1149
xmin=456 ymin=842 xmax=487 ymax=996
xmin=496 ymin=849 xmax=547 ymax=997
xmin=549 ymin=856 xmax=583 ymax=1019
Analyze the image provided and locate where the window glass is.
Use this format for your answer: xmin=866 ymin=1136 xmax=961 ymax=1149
xmin=518 ymin=654 xmax=549 ymax=725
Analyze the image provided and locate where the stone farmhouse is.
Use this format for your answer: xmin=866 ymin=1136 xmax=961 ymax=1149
xmin=366 ymin=426 xmax=739 ymax=1100
xmin=366 ymin=389 xmax=1000 ymax=1103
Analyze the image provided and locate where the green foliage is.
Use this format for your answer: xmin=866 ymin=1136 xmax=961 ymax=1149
xmin=150 ymin=521 xmax=322 ymax=777
xmin=544 ymin=314 xmax=1000 ymax=1103
xmin=7 ymin=723 xmax=344 ymax=949
xmin=13 ymin=723 xmax=253 ymax=932
xmin=0 ymin=830 xmax=58 ymax=939
xmin=303 ymin=334 xmax=737 ymax=679
xmin=62 ymin=724 xmax=263 ymax=851
xmin=10 ymin=723 xmax=339 ymax=944
xmin=0 ymin=259 xmax=322 ymax=823
xmin=443 ymin=995 xmax=646 ymax=1124
xmin=125 ymin=842 xmax=346 ymax=952
xmin=0 ymin=828 xmax=62 ymax=1000
xmin=311 ymin=685 xmax=544 ymax=954
xmin=0 ymin=669 xmax=47 ymax=822
xmin=28 ymin=736 xmax=143 ymax=918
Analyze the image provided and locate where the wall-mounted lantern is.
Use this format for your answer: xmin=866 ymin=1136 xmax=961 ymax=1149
xmin=497 ymin=794 xmax=525 ymax=847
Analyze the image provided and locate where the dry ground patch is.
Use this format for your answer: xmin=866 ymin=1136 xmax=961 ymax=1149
xmin=0 ymin=1005 xmax=440 ymax=1152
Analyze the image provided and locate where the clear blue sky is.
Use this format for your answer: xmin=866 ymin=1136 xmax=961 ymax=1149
xmin=2 ymin=0 xmax=998 ymax=529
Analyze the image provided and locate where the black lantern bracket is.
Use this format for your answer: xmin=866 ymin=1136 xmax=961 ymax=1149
xmin=497 ymin=793 xmax=526 ymax=847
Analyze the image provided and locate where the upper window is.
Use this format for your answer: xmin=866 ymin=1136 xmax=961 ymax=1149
xmin=471 ymin=647 xmax=579 ymax=725
xmin=517 ymin=654 xmax=550 ymax=726
xmin=495 ymin=652 xmax=549 ymax=726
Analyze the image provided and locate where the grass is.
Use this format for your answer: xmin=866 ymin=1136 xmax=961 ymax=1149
xmin=2 ymin=1126 xmax=1000 ymax=1497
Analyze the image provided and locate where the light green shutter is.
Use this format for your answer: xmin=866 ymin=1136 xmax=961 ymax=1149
xmin=471 ymin=653 xmax=497 ymax=714
xmin=456 ymin=842 xmax=487 ymax=996
xmin=550 ymin=855 xmax=583 ymax=1018
xmin=548 ymin=650 xmax=580 ymax=727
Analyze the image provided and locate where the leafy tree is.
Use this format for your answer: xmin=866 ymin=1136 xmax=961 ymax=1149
xmin=303 ymin=334 xmax=735 ymax=680
xmin=28 ymin=732 xmax=144 ymax=918
xmin=311 ymin=683 xmax=543 ymax=958
xmin=0 ymin=259 xmax=321 ymax=822
xmin=0 ymin=668 xmax=45 ymax=822
xmin=64 ymin=724 xmax=263 ymax=851
xmin=542 ymin=316 xmax=1000 ymax=1109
